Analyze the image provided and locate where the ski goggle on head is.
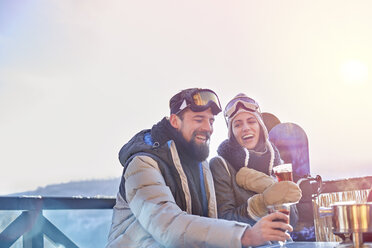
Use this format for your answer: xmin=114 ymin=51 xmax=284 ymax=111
xmin=171 ymin=89 xmax=222 ymax=116
xmin=224 ymin=94 xmax=260 ymax=124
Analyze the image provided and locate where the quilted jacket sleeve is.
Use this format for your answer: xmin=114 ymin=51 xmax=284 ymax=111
xmin=125 ymin=155 xmax=249 ymax=248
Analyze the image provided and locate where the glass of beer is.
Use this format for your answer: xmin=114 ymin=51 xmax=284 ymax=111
xmin=267 ymin=203 xmax=291 ymax=246
xmin=273 ymin=163 xmax=293 ymax=182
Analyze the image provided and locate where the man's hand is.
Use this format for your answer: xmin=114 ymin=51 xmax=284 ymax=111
xmin=241 ymin=212 xmax=293 ymax=247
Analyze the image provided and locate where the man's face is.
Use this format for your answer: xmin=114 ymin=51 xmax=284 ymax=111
xmin=170 ymin=107 xmax=215 ymax=161
xmin=177 ymin=108 xmax=215 ymax=145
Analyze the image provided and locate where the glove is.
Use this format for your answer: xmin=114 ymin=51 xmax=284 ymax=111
xmin=236 ymin=167 xmax=276 ymax=193
xmin=247 ymin=181 xmax=302 ymax=220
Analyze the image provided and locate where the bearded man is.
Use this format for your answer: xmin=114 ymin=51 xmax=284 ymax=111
xmin=106 ymin=88 xmax=293 ymax=248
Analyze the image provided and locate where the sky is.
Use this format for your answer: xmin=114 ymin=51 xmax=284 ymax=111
xmin=1 ymin=0 xmax=372 ymax=195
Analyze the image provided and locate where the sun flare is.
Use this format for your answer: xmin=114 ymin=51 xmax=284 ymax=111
xmin=340 ymin=60 xmax=368 ymax=84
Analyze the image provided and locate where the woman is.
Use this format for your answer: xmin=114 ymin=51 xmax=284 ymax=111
xmin=209 ymin=93 xmax=301 ymax=226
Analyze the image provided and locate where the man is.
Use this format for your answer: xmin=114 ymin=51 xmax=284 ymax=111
xmin=106 ymin=88 xmax=292 ymax=247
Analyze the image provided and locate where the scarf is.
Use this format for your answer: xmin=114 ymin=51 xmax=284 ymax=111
xmin=217 ymin=136 xmax=281 ymax=175
xmin=151 ymin=117 xmax=208 ymax=216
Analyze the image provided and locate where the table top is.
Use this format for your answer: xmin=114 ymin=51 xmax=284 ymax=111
xmin=262 ymin=241 xmax=340 ymax=248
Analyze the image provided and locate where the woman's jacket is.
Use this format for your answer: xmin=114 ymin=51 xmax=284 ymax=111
xmin=209 ymin=138 xmax=298 ymax=227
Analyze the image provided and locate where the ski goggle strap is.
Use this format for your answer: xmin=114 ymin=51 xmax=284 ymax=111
xmin=175 ymin=89 xmax=222 ymax=115
xmin=224 ymin=95 xmax=260 ymax=120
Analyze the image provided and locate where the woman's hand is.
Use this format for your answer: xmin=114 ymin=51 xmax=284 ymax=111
xmin=236 ymin=167 xmax=276 ymax=193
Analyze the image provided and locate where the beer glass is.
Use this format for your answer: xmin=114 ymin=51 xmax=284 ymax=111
xmin=272 ymin=163 xmax=293 ymax=182
xmin=267 ymin=203 xmax=291 ymax=246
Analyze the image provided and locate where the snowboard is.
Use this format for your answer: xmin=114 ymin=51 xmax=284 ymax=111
xmin=262 ymin=112 xmax=281 ymax=133
xmin=268 ymin=122 xmax=315 ymax=241
xmin=268 ymin=122 xmax=310 ymax=183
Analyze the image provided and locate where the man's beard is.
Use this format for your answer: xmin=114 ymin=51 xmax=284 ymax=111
xmin=174 ymin=130 xmax=210 ymax=162
xmin=188 ymin=131 xmax=210 ymax=161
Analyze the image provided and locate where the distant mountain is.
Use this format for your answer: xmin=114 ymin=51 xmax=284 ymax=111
xmin=9 ymin=177 xmax=121 ymax=197
xmin=2 ymin=178 xmax=122 ymax=248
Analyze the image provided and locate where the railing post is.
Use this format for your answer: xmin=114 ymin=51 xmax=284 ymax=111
xmin=0 ymin=196 xmax=116 ymax=248
xmin=22 ymin=210 xmax=44 ymax=248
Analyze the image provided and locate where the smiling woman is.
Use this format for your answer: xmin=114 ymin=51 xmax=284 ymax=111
xmin=340 ymin=59 xmax=369 ymax=84
xmin=209 ymin=93 xmax=301 ymax=231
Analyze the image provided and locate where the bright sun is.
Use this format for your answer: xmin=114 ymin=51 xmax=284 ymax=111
xmin=340 ymin=60 xmax=368 ymax=84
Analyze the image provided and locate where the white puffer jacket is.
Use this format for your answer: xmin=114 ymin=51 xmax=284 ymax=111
xmin=106 ymin=147 xmax=249 ymax=248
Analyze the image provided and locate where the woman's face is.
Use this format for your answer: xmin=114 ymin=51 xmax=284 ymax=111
xmin=232 ymin=111 xmax=261 ymax=150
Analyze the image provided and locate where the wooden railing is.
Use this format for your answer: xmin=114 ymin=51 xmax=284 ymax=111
xmin=293 ymin=175 xmax=372 ymax=241
xmin=0 ymin=196 xmax=116 ymax=248
xmin=312 ymin=176 xmax=372 ymax=242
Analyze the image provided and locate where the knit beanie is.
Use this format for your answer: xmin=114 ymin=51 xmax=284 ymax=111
xmin=225 ymin=93 xmax=270 ymax=149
